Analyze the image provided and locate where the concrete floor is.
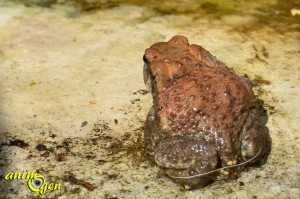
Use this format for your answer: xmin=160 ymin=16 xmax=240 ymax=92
xmin=0 ymin=1 xmax=299 ymax=198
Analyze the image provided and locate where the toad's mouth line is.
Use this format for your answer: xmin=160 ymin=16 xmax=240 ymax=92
xmin=169 ymin=147 xmax=262 ymax=179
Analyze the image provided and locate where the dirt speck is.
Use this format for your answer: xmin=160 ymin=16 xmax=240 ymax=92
xmin=36 ymin=144 xmax=48 ymax=151
xmin=81 ymin=121 xmax=88 ymax=127
xmin=55 ymin=153 xmax=67 ymax=162
xmin=133 ymin=89 xmax=150 ymax=95
xmin=253 ymin=75 xmax=271 ymax=85
xmin=9 ymin=139 xmax=29 ymax=148
xmin=65 ymin=174 xmax=96 ymax=191
xmin=41 ymin=151 xmax=50 ymax=158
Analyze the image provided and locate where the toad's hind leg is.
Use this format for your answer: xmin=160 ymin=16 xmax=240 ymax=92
xmin=241 ymin=122 xmax=266 ymax=163
xmin=240 ymin=107 xmax=267 ymax=163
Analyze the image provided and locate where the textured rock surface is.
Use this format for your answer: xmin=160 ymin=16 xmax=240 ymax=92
xmin=0 ymin=1 xmax=299 ymax=198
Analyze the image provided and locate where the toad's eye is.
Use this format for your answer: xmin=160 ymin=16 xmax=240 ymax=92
xmin=28 ymin=175 xmax=45 ymax=192
xmin=143 ymin=55 xmax=149 ymax=63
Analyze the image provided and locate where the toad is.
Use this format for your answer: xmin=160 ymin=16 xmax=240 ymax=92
xmin=143 ymin=35 xmax=268 ymax=189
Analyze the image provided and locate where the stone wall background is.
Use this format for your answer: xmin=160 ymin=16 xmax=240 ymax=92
xmin=0 ymin=0 xmax=299 ymax=198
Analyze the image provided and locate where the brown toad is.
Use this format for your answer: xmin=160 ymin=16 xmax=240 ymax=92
xmin=143 ymin=35 xmax=268 ymax=189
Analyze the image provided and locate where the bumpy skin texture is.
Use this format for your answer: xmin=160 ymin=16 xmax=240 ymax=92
xmin=143 ymin=35 xmax=267 ymax=189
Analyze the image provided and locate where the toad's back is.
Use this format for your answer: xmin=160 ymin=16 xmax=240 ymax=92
xmin=144 ymin=35 xmax=255 ymax=143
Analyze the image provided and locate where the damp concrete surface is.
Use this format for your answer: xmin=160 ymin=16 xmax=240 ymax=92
xmin=0 ymin=1 xmax=299 ymax=199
